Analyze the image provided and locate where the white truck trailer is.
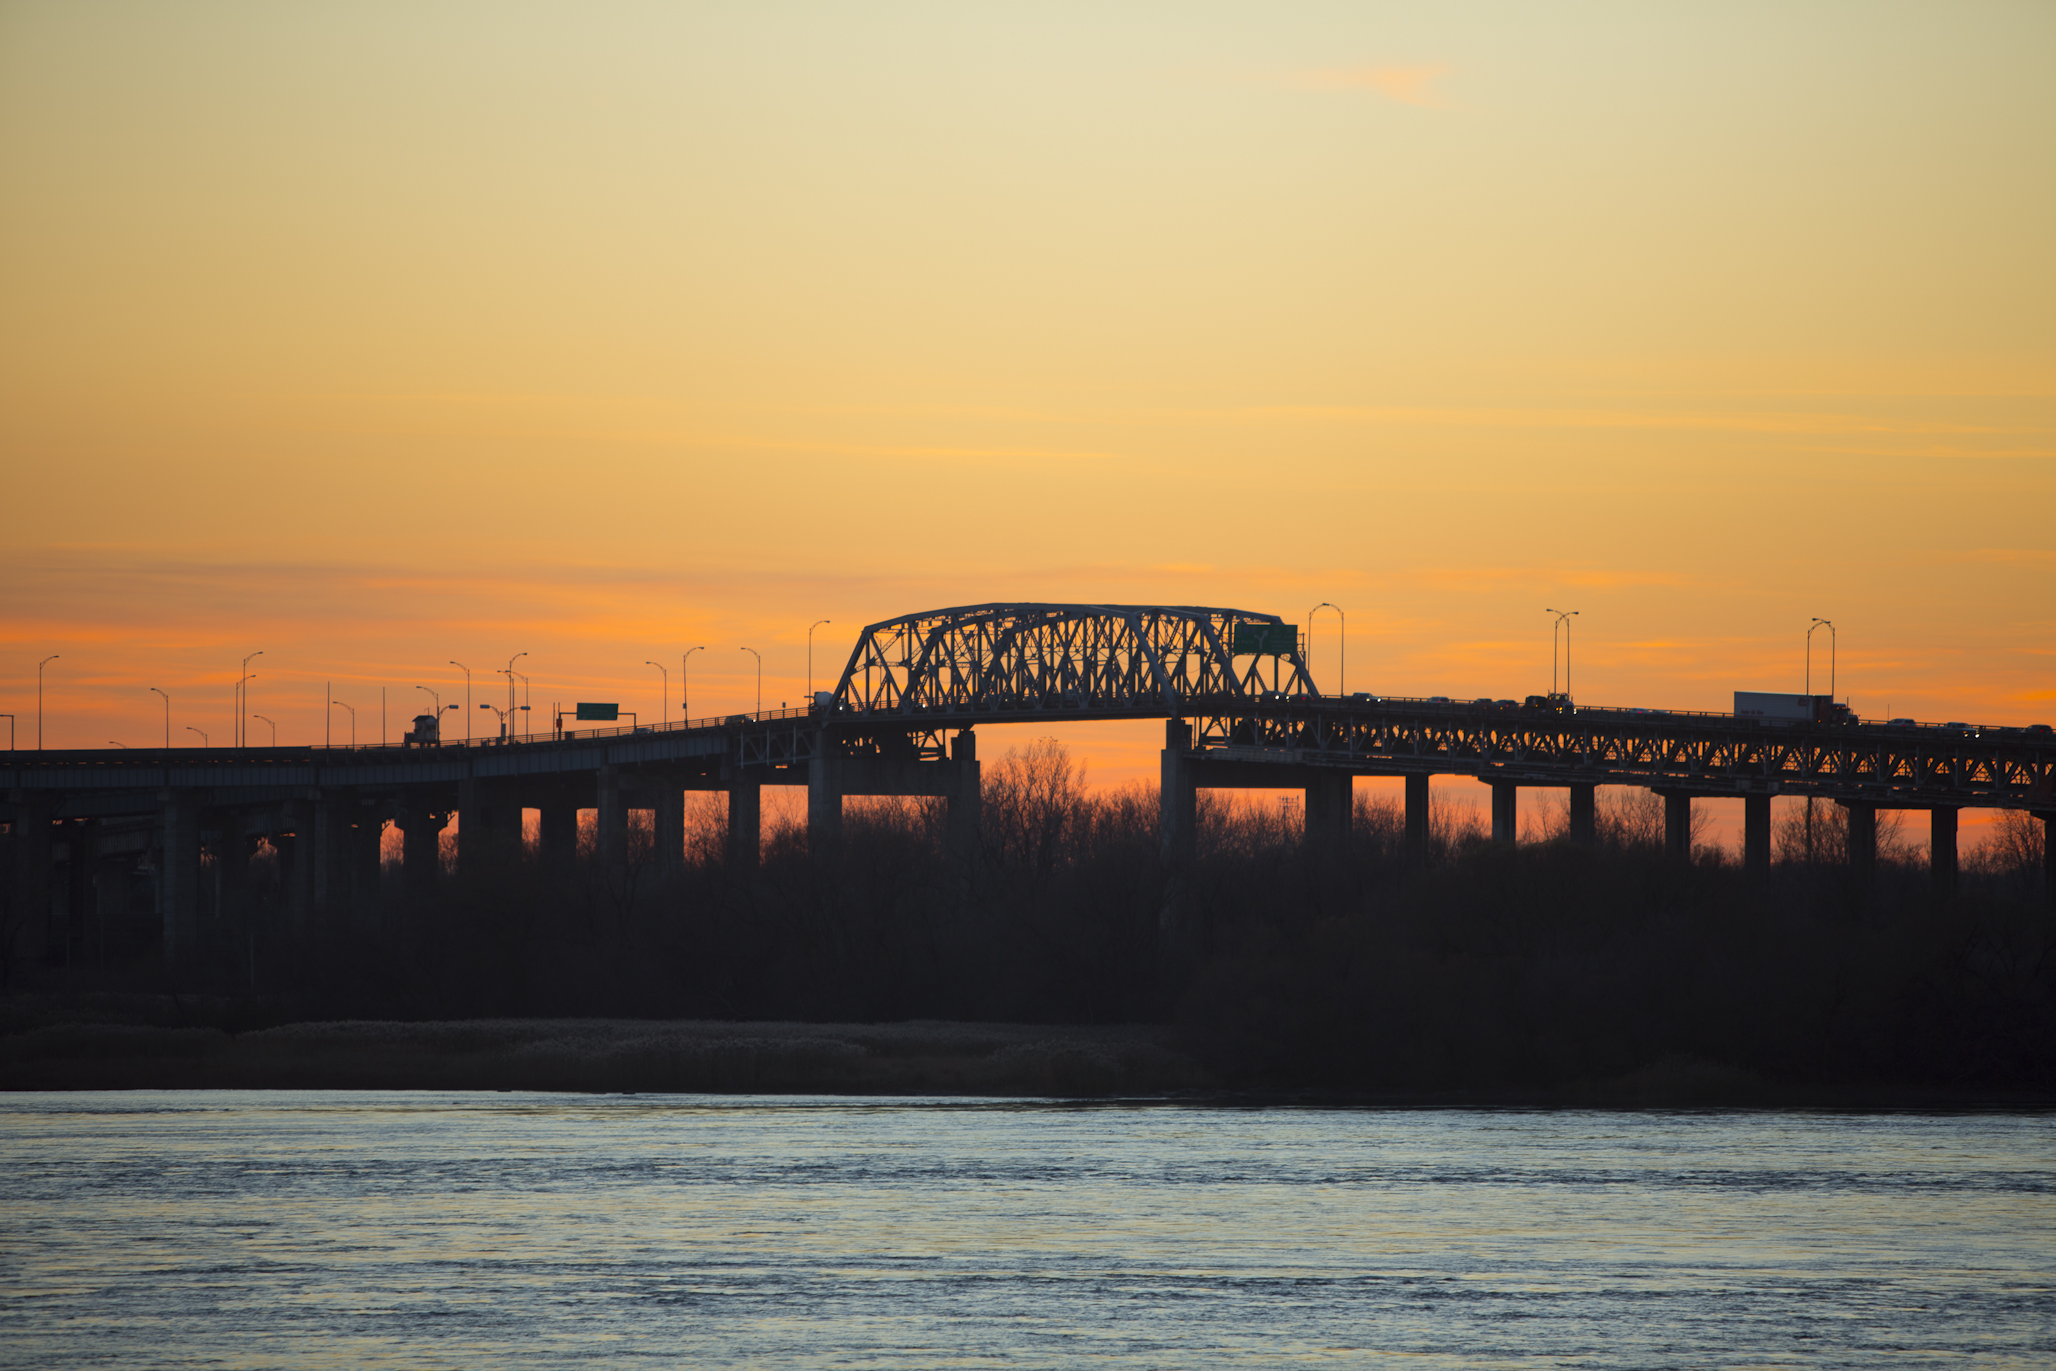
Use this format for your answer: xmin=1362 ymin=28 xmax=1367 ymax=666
xmin=1734 ymin=692 xmax=1853 ymax=725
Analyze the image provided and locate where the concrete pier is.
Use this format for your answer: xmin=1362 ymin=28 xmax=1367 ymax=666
xmin=1569 ymin=783 xmax=1597 ymax=846
xmin=1845 ymin=801 xmax=1877 ymax=878
xmin=1931 ymin=808 xmax=1958 ymax=897
xmin=1663 ymin=792 xmax=1692 ymax=859
xmin=1490 ymin=782 xmax=1517 ymax=845
xmin=1405 ymin=773 xmax=1430 ymax=853
xmin=1744 ymin=793 xmax=1772 ymax=874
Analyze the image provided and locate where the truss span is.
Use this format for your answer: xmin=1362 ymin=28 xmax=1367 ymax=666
xmin=830 ymin=603 xmax=1314 ymax=718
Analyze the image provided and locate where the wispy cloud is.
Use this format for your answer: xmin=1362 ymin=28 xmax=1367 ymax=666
xmin=1289 ymin=63 xmax=1452 ymax=108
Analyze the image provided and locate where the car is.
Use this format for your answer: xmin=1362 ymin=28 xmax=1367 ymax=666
xmin=1887 ymin=717 xmax=1915 ymax=727
xmin=1943 ymin=722 xmax=1975 ymax=735
xmin=1427 ymin=696 xmax=1452 ymax=704
xmin=2030 ymin=724 xmax=2053 ymax=737
xmin=1494 ymin=700 xmax=1518 ymax=709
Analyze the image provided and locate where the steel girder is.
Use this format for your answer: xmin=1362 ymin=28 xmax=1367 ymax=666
xmin=829 ymin=603 xmax=1315 ymax=717
xmin=1198 ymin=702 xmax=2056 ymax=810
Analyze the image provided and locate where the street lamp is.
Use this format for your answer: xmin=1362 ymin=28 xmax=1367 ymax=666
xmin=238 ymin=651 xmax=262 ymax=747
xmin=1309 ymin=604 xmax=1343 ymax=696
xmin=807 ymin=620 xmax=831 ymax=700
xmin=740 ymin=646 xmax=762 ymax=716
xmin=332 ymin=698 xmax=356 ymax=747
xmin=646 ymin=661 xmax=668 ymax=727
xmin=514 ymin=671 xmax=532 ymax=741
xmin=254 ymin=714 xmax=277 ymax=747
xmin=151 ymin=687 xmax=171 ymax=748
xmin=187 ymin=726 xmax=209 ymax=747
xmin=480 ymin=702 xmax=514 ymax=739
xmin=451 ymin=661 xmax=473 ymax=742
xmin=501 ymin=653 xmax=526 ymax=742
xmin=1545 ymin=609 xmax=1579 ymax=698
xmin=682 ymin=646 xmax=706 ymax=721
xmin=1807 ymin=619 xmax=1836 ymax=700
xmin=37 ymin=654 xmax=58 ymax=749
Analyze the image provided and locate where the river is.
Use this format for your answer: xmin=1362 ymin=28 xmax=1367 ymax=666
xmin=3 ymin=1093 xmax=2051 ymax=1367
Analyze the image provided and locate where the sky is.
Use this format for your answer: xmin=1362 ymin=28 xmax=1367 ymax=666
xmin=2 ymin=1 xmax=2051 ymax=841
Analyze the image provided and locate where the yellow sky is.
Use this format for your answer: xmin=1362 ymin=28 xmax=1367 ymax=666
xmin=3 ymin=2 xmax=2052 ymax=823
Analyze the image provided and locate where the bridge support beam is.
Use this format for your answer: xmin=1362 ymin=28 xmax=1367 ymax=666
xmin=596 ymin=767 xmax=627 ymax=874
xmin=1664 ymin=793 xmax=1693 ymax=860
xmin=947 ymin=729 xmax=980 ymax=866
xmin=1160 ymin=721 xmax=1196 ymax=860
xmin=808 ymin=748 xmax=843 ymax=855
xmin=538 ymin=795 xmax=579 ymax=873
xmin=9 ymin=795 xmax=54 ymax=967
xmin=1930 ymin=808 xmax=1958 ymax=898
xmin=1568 ymin=784 xmax=1597 ymax=846
xmin=725 ymin=770 xmax=761 ymax=871
xmin=457 ymin=778 xmax=522 ymax=874
xmin=1405 ymin=773 xmax=1430 ymax=854
xmin=158 ymin=793 xmax=202 ymax=959
xmin=1490 ymin=782 xmax=1517 ymax=845
xmin=282 ymin=799 xmax=314 ymax=930
xmin=2041 ymin=813 xmax=2056 ymax=909
xmin=396 ymin=805 xmax=447 ymax=892
xmin=1844 ymin=801 xmax=1877 ymax=880
xmin=651 ymin=786 xmax=683 ymax=874
xmin=1744 ymin=794 xmax=1772 ymax=874
xmin=1305 ymin=772 xmax=1351 ymax=856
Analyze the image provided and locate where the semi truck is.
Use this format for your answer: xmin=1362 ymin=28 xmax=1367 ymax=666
xmin=1733 ymin=692 xmax=1854 ymax=725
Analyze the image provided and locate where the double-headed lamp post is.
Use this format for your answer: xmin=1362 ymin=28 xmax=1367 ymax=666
xmin=451 ymin=661 xmax=472 ymax=742
xmin=807 ymin=620 xmax=831 ymax=700
xmin=1545 ymin=609 xmax=1579 ymax=697
xmin=682 ymin=646 xmax=706 ymax=722
xmin=151 ymin=687 xmax=171 ymax=748
xmin=740 ymin=646 xmax=762 ymax=716
xmin=503 ymin=653 xmax=526 ymax=740
xmin=646 ymin=661 xmax=668 ymax=727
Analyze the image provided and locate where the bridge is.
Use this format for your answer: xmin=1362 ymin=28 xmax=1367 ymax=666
xmin=5 ymin=602 xmax=2053 ymax=963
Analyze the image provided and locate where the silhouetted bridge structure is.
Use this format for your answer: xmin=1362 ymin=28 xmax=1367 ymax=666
xmin=6 ymin=603 xmax=2053 ymax=962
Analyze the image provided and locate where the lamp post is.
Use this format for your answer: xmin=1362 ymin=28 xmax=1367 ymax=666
xmin=646 ymin=661 xmax=668 ymax=727
xmin=502 ymin=653 xmax=526 ymax=742
xmin=110 ymin=741 xmax=129 ymax=748
xmin=514 ymin=671 xmax=531 ymax=741
xmin=151 ymin=687 xmax=171 ymax=748
xmin=1308 ymin=604 xmax=1342 ymax=696
xmin=740 ymin=646 xmax=762 ymax=716
xmin=187 ymin=726 xmax=209 ymax=747
xmin=237 ymin=651 xmax=262 ymax=747
xmin=332 ymin=698 xmax=356 ymax=747
xmin=807 ymin=620 xmax=831 ymax=700
xmin=1545 ymin=609 xmax=1579 ymax=697
xmin=682 ymin=646 xmax=706 ymax=722
xmin=480 ymin=703 xmax=513 ymax=740
xmin=451 ymin=661 xmax=471 ymax=742
xmin=1807 ymin=619 xmax=1836 ymax=699
xmin=254 ymin=714 xmax=277 ymax=747
xmin=37 ymin=654 xmax=58 ymax=749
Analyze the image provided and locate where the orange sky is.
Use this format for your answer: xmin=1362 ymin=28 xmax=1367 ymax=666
xmin=3 ymin=3 xmax=2051 ymax=842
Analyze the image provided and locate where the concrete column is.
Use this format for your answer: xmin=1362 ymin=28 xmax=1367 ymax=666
xmin=311 ymin=796 xmax=342 ymax=918
xmin=159 ymin=793 xmax=202 ymax=959
xmin=1159 ymin=719 xmax=1196 ymax=859
xmin=596 ymin=767 xmax=627 ymax=873
xmin=1490 ymin=782 xmax=1517 ymax=845
xmin=1845 ymin=801 xmax=1877 ymax=879
xmin=1568 ymin=784 xmax=1597 ymax=846
xmin=457 ymin=778 xmax=521 ymax=873
xmin=351 ymin=813 xmax=386 ymax=916
xmin=397 ymin=806 xmax=446 ymax=892
xmin=538 ymin=796 xmax=578 ymax=872
xmin=1404 ymin=773 xmax=1430 ymax=853
xmin=652 ymin=786 xmax=684 ymax=874
xmin=1305 ymin=771 xmax=1351 ymax=856
xmin=10 ymin=795 xmax=54 ymax=967
xmin=2041 ymin=813 xmax=2055 ymax=910
xmin=1931 ymin=808 xmax=1958 ymax=897
xmin=808 ymin=748 xmax=844 ymax=855
xmin=93 ymin=856 xmax=131 ymax=962
xmin=947 ymin=728 xmax=980 ymax=865
xmin=283 ymin=799 xmax=314 ymax=929
xmin=1744 ymin=793 xmax=1772 ymax=874
xmin=218 ymin=829 xmax=256 ymax=919
xmin=725 ymin=775 xmax=761 ymax=870
xmin=1664 ymin=793 xmax=1692 ymax=860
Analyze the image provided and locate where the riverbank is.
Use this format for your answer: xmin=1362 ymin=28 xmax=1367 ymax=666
xmin=5 ymin=1012 xmax=2051 ymax=1107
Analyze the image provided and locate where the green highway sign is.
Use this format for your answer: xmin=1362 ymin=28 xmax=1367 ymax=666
xmin=1232 ymin=623 xmax=1297 ymax=657
xmin=574 ymin=703 xmax=619 ymax=721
